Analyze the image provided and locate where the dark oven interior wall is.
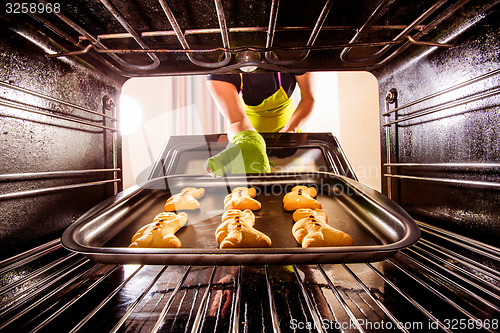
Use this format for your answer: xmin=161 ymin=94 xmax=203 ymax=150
xmin=0 ymin=14 xmax=124 ymax=257
xmin=373 ymin=1 xmax=500 ymax=245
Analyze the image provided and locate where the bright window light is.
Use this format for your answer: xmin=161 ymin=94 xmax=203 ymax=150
xmin=119 ymin=94 xmax=142 ymax=135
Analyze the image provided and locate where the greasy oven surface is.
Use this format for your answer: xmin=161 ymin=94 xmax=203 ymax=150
xmin=62 ymin=173 xmax=419 ymax=265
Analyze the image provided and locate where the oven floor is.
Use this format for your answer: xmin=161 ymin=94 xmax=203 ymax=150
xmin=1 ymin=221 xmax=498 ymax=332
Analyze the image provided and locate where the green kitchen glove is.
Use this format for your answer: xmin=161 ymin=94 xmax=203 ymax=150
xmin=204 ymin=130 xmax=271 ymax=176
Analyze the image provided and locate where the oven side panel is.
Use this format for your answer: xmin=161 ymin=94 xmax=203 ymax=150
xmin=374 ymin=2 xmax=500 ymax=244
xmin=0 ymin=15 xmax=123 ymax=256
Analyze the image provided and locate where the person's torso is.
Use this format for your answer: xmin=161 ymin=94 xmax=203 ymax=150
xmin=242 ymin=72 xmax=295 ymax=132
xmin=207 ymin=72 xmax=298 ymax=106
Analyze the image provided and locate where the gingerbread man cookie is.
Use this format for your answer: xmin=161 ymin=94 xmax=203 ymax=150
xmin=283 ymin=186 xmax=321 ymax=211
xmin=216 ymin=209 xmax=271 ymax=248
xmin=164 ymin=187 xmax=205 ymax=211
xmin=224 ymin=187 xmax=261 ymax=211
xmin=129 ymin=212 xmax=188 ymax=248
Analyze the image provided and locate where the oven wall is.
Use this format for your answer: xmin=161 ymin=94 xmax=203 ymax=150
xmin=0 ymin=15 xmax=123 ymax=256
xmin=374 ymin=2 xmax=500 ymax=244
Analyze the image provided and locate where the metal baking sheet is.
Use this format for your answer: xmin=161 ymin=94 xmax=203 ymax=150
xmin=62 ymin=172 xmax=420 ymax=265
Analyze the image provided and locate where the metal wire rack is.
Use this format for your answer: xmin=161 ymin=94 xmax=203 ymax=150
xmin=0 ymin=80 xmax=121 ymax=199
xmin=18 ymin=0 xmax=469 ymax=75
xmin=0 ymin=221 xmax=498 ymax=332
xmin=382 ymin=68 xmax=500 ymax=198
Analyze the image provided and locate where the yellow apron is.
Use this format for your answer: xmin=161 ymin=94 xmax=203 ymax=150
xmin=241 ymin=73 xmax=295 ymax=132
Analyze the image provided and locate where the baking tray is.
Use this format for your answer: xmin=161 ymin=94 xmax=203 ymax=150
xmin=62 ymin=172 xmax=420 ymax=265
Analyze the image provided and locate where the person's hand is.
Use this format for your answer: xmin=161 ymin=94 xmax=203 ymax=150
xmin=204 ymin=130 xmax=271 ymax=176
xmin=279 ymin=125 xmax=299 ymax=133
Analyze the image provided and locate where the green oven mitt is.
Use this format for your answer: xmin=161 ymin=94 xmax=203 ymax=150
xmin=204 ymin=130 xmax=271 ymax=176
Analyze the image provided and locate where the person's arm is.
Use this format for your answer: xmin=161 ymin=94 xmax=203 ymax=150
xmin=205 ymin=78 xmax=270 ymax=176
xmin=280 ymin=72 xmax=315 ymax=133
xmin=206 ymin=79 xmax=255 ymax=141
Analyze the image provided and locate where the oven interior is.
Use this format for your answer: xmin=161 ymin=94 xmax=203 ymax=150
xmin=1 ymin=0 xmax=499 ymax=331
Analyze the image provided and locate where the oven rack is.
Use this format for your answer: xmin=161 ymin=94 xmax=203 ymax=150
xmin=383 ymin=67 xmax=500 ymax=200
xmin=20 ymin=0 xmax=470 ymax=75
xmin=0 ymin=80 xmax=121 ymax=199
xmin=0 ymin=222 xmax=498 ymax=332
